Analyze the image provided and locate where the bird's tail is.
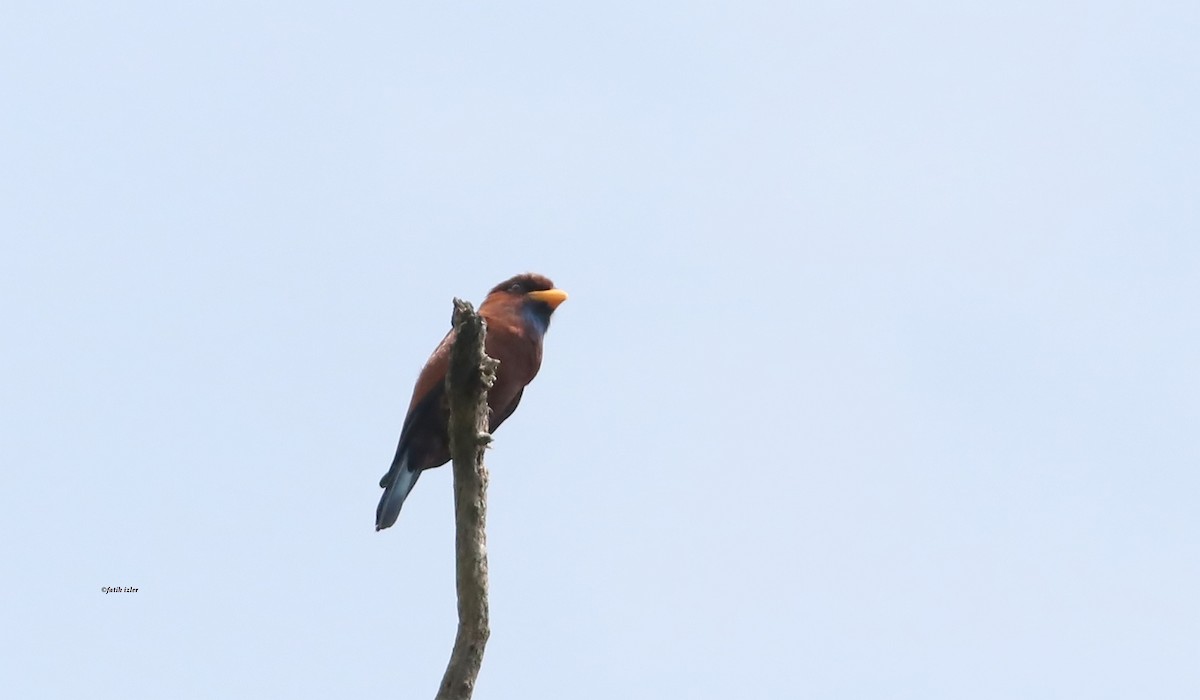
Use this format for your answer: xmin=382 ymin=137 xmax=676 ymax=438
xmin=376 ymin=455 xmax=421 ymax=531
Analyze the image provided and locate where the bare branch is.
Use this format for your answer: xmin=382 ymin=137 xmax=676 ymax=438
xmin=435 ymin=298 xmax=497 ymax=700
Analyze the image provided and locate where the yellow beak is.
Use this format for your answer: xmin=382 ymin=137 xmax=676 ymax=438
xmin=526 ymin=288 xmax=568 ymax=309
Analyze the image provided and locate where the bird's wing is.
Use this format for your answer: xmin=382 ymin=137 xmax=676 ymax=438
xmin=379 ymin=383 xmax=446 ymax=488
xmin=378 ymin=329 xmax=455 ymax=488
xmin=406 ymin=328 xmax=455 ymax=414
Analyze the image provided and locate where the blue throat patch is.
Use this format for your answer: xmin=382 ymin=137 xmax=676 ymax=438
xmin=521 ymin=302 xmax=553 ymax=340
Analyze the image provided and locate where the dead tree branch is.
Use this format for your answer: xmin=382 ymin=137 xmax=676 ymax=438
xmin=435 ymin=298 xmax=497 ymax=700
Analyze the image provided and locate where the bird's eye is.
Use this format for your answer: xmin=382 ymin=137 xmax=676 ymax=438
xmin=509 ymin=284 xmax=523 ymax=293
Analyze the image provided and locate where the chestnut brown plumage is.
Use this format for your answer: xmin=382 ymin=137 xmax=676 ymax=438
xmin=375 ymin=273 xmax=568 ymax=531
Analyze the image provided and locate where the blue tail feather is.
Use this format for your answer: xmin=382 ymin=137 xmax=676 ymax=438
xmin=376 ymin=455 xmax=421 ymax=530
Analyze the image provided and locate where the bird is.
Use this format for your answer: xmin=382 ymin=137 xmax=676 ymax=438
xmin=375 ymin=273 xmax=568 ymax=531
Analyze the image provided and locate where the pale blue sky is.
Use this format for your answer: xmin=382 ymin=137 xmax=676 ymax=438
xmin=2 ymin=2 xmax=1198 ymax=698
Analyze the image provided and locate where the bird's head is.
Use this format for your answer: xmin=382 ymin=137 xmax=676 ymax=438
xmin=486 ymin=273 xmax=568 ymax=336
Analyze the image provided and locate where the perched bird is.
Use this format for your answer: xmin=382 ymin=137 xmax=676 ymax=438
xmin=375 ymin=273 xmax=568 ymax=531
